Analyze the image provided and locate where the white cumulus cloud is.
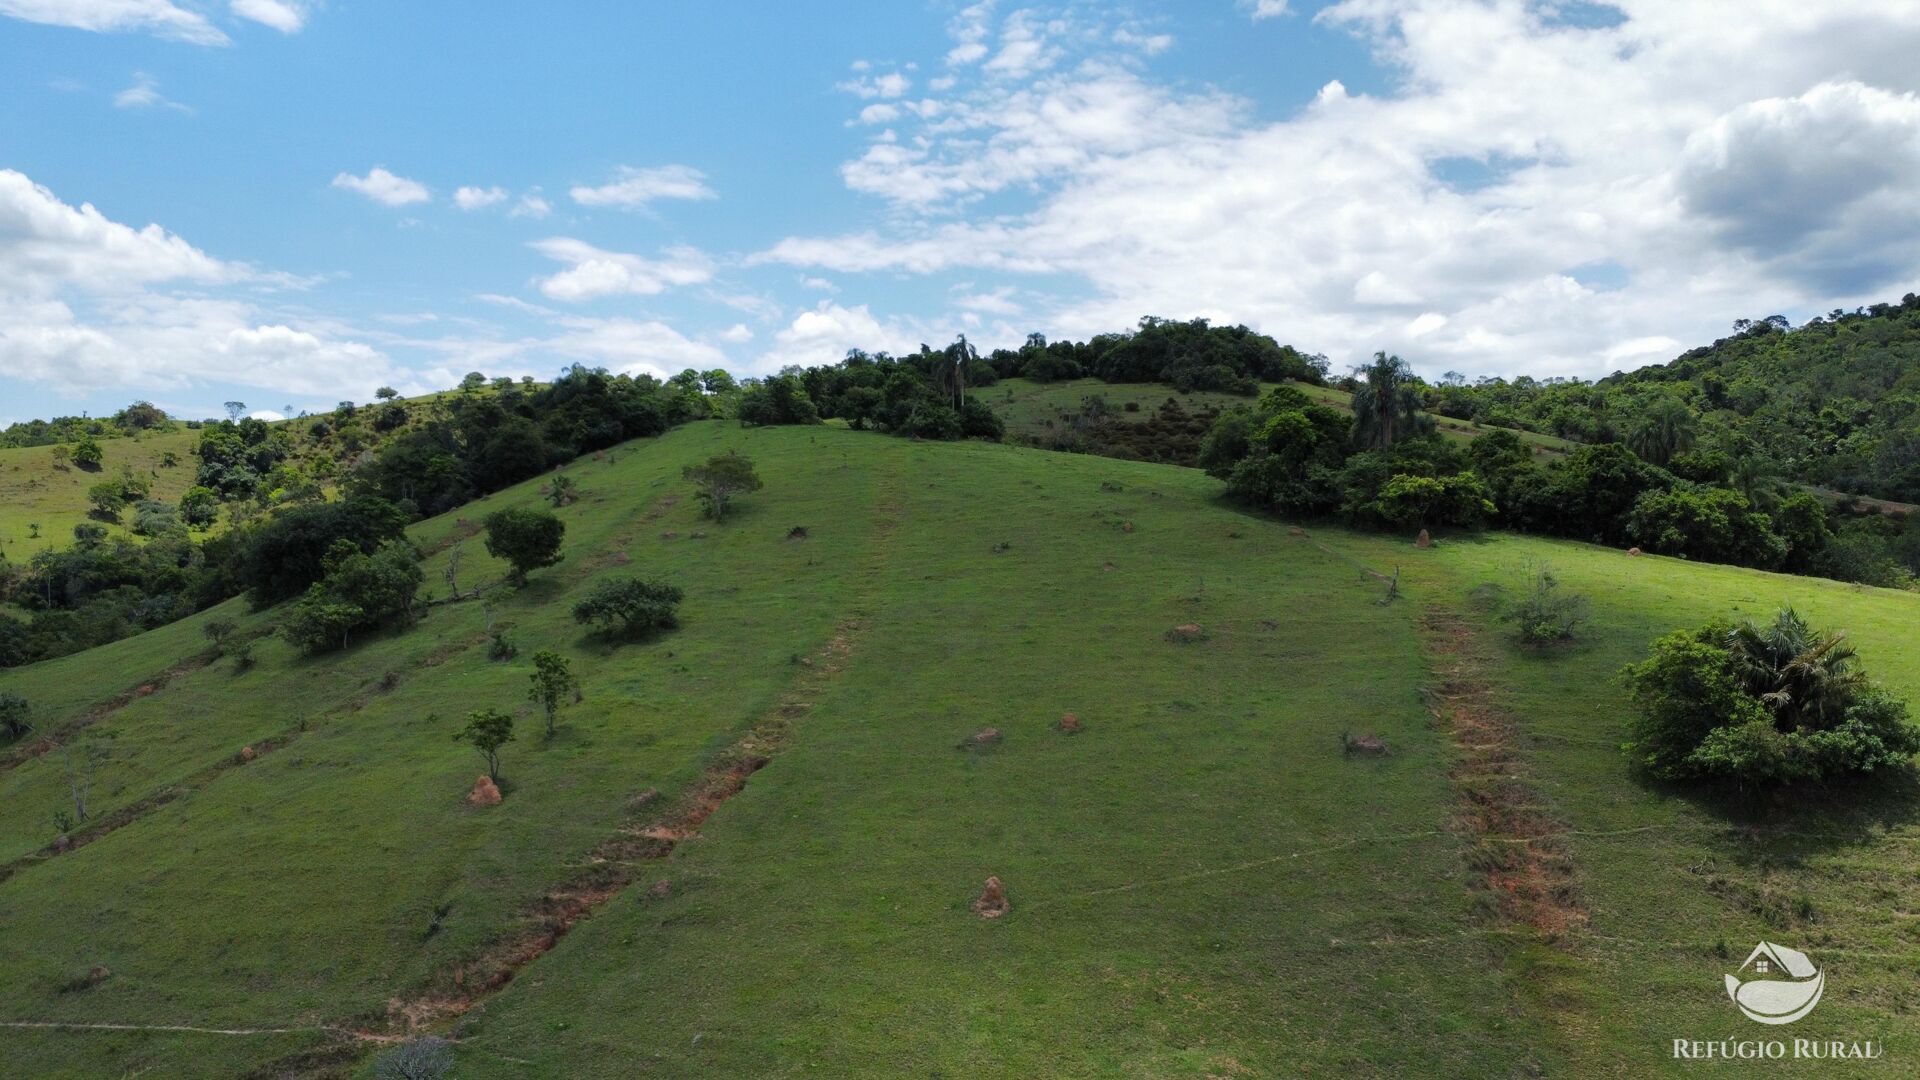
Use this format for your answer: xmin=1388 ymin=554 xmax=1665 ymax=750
xmin=0 ymin=0 xmax=226 ymax=44
xmin=569 ymin=165 xmax=715 ymax=210
xmin=331 ymin=167 xmax=431 ymax=207
xmin=453 ymin=185 xmax=509 ymax=211
xmin=758 ymin=0 xmax=1920 ymax=380
xmin=230 ymin=0 xmax=305 ymax=33
xmin=530 ymin=238 xmax=714 ymax=301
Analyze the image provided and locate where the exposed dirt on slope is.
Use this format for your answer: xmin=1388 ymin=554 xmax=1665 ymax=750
xmin=0 ymin=730 xmax=301 ymax=887
xmin=1419 ymin=606 xmax=1585 ymax=938
xmin=0 ymin=652 xmax=219 ymax=776
xmin=380 ymin=470 xmax=905 ymax=1036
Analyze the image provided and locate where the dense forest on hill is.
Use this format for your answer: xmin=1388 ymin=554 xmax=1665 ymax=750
xmin=1423 ymin=293 xmax=1920 ymax=503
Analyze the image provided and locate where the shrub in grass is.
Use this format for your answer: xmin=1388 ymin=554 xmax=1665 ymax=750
xmin=0 ymin=692 xmax=31 ymax=742
xmin=572 ymin=577 xmax=682 ymax=638
xmin=371 ymin=1036 xmax=454 ymax=1080
xmin=1622 ymin=607 xmax=1920 ymax=786
xmin=487 ymin=629 xmax=519 ymax=661
xmin=1506 ymin=566 xmax=1589 ymax=645
xmin=71 ymin=436 xmax=103 ymax=471
xmin=202 ymin=617 xmax=238 ymax=654
xmin=528 ymin=650 xmax=578 ymax=737
xmin=683 ymin=451 xmax=764 ymax=521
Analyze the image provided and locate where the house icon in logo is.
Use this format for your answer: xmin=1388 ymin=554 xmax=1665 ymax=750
xmin=1726 ymin=942 xmax=1824 ymax=1025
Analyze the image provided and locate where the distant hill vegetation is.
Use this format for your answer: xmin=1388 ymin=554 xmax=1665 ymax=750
xmin=1422 ymin=294 xmax=1920 ymax=504
xmin=9 ymin=301 xmax=1920 ymax=668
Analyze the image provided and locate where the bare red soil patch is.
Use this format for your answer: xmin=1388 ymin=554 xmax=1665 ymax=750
xmin=1420 ymin=607 xmax=1584 ymax=938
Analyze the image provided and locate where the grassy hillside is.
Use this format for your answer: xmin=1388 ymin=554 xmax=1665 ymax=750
xmin=2 ymin=422 xmax=1917 ymax=1075
xmin=0 ymin=428 xmax=203 ymax=556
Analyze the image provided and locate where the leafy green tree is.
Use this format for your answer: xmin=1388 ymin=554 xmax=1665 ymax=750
xmin=202 ymin=617 xmax=239 ymax=653
xmin=86 ymin=482 xmax=126 ymax=523
xmin=1350 ymin=352 xmax=1428 ymax=450
xmin=238 ymin=496 xmax=409 ymax=606
xmin=178 ymin=486 xmax=221 ymax=530
xmin=547 ymin=474 xmax=578 ymax=507
xmin=683 ymin=451 xmax=764 ymax=521
xmin=1200 ymin=386 xmax=1353 ymax=516
xmin=1626 ymin=488 xmax=1785 ymax=569
xmin=279 ymin=540 xmax=422 ymax=653
xmin=1370 ymin=472 xmax=1495 ymax=530
xmin=375 ymin=386 xmax=399 ymax=401
xmin=0 ymin=614 xmax=29 ymax=668
xmin=454 ymin=709 xmax=514 ymax=782
xmin=736 ymin=375 xmax=821 ymax=426
xmin=483 ymin=508 xmax=566 ymax=586
xmin=116 ymin=400 xmax=169 ymax=430
xmin=572 ymin=577 xmax=683 ymax=638
xmin=131 ymin=500 xmax=180 ymax=538
xmin=71 ymin=436 xmax=104 ymax=471
xmin=1772 ymin=492 xmax=1834 ymax=571
xmin=527 ymin=650 xmax=578 ymax=738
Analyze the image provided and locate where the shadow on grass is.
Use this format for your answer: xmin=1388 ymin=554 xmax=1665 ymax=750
xmin=574 ymin=622 xmax=680 ymax=658
xmin=1634 ymin=764 xmax=1920 ymax=868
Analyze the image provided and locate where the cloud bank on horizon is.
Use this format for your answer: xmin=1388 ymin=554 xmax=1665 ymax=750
xmin=5 ymin=0 xmax=1920 ymax=420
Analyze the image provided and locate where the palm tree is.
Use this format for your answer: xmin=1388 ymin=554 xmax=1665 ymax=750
xmin=1624 ymin=396 xmax=1696 ymax=466
xmin=1729 ymin=453 xmax=1785 ymax=511
xmin=1350 ymin=352 xmax=1426 ymax=449
xmin=1725 ymin=607 xmax=1866 ymax=730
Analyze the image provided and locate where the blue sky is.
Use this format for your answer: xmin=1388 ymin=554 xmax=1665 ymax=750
xmin=5 ymin=1 xmax=1920 ymax=425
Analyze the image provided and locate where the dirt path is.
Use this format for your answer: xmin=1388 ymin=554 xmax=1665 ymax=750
xmin=1418 ymin=606 xmax=1585 ymax=937
xmin=381 ymin=466 xmax=907 ymax=1036
xmin=0 ymin=652 xmax=219 ymax=776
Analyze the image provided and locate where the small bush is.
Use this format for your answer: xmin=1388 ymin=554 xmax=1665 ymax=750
xmin=202 ymin=617 xmax=238 ymax=654
xmin=1505 ymin=567 xmax=1588 ymax=645
xmin=487 ymin=630 xmax=519 ymax=661
xmin=0 ymin=692 xmax=32 ymax=742
xmin=573 ymin=577 xmax=683 ymax=638
xmin=371 ymin=1035 xmax=454 ymax=1080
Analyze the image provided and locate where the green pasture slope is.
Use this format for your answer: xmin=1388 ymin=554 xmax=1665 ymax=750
xmin=0 ymin=427 xmax=203 ymax=555
xmin=0 ymin=421 xmax=1915 ymax=1076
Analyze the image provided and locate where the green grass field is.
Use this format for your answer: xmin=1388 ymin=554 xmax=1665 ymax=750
xmin=0 ymin=428 xmax=203 ymax=556
xmin=2 ymin=422 xmax=1917 ymax=1076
